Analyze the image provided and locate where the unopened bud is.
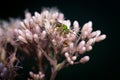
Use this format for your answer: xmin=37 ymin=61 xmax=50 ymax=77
xmin=18 ymin=36 xmax=27 ymax=43
xmin=58 ymin=13 xmax=64 ymax=20
xmin=87 ymin=21 xmax=92 ymax=28
xmin=70 ymin=61 xmax=74 ymax=65
xmin=42 ymin=10 xmax=49 ymax=18
xmin=40 ymin=74 xmax=45 ymax=79
xmin=18 ymin=29 xmax=25 ymax=38
xmin=88 ymin=31 xmax=97 ymax=38
xmin=39 ymin=72 xmax=42 ymax=75
xmin=80 ymin=56 xmax=90 ymax=63
xmin=69 ymin=42 xmax=74 ymax=49
xmin=20 ymin=22 xmax=26 ymax=29
xmin=25 ymin=12 xmax=31 ymax=20
xmin=14 ymin=29 xmax=18 ymax=35
xmin=87 ymin=27 xmax=93 ymax=34
xmin=86 ymin=39 xmax=94 ymax=47
xmin=32 ymin=16 xmax=36 ymax=22
xmin=96 ymin=30 xmax=101 ymax=37
xmin=81 ymin=31 xmax=88 ymax=39
xmin=72 ymin=56 xmax=77 ymax=61
xmin=29 ymin=19 xmax=34 ymax=28
xmin=86 ymin=46 xmax=92 ymax=51
xmin=36 ymin=74 xmax=39 ymax=80
xmin=35 ymin=25 xmax=40 ymax=33
xmin=26 ymin=32 xmax=33 ymax=41
xmin=67 ymin=57 xmax=71 ymax=62
xmin=52 ymin=12 xmax=58 ymax=19
xmin=79 ymin=46 xmax=86 ymax=54
xmin=96 ymin=34 xmax=106 ymax=42
xmin=65 ymin=52 xmax=69 ymax=58
xmin=77 ymin=40 xmax=85 ymax=50
xmin=73 ymin=21 xmax=79 ymax=29
xmin=35 ymin=12 xmax=40 ymax=18
xmin=66 ymin=20 xmax=71 ymax=29
xmin=24 ymin=19 xmax=29 ymax=28
xmin=33 ymin=34 xmax=39 ymax=43
xmin=41 ymin=31 xmax=46 ymax=39
xmin=29 ymin=71 xmax=33 ymax=77
xmin=33 ymin=74 xmax=37 ymax=79
xmin=81 ymin=23 xmax=87 ymax=33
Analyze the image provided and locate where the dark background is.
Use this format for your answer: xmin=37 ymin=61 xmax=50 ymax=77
xmin=0 ymin=0 xmax=119 ymax=80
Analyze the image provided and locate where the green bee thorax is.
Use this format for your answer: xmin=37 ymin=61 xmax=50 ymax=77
xmin=61 ymin=24 xmax=68 ymax=30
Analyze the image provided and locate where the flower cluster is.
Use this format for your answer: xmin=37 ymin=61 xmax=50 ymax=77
xmin=0 ymin=8 xmax=106 ymax=80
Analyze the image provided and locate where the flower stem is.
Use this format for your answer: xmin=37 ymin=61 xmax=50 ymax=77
xmin=50 ymin=66 xmax=57 ymax=80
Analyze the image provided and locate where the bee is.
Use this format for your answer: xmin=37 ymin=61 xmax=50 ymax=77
xmin=53 ymin=22 xmax=80 ymax=38
xmin=53 ymin=22 xmax=70 ymax=47
xmin=53 ymin=22 xmax=80 ymax=47
xmin=53 ymin=22 xmax=70 ymax=36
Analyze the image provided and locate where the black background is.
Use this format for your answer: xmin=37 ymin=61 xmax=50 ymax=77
xmin=0 ymin=0 xmax=119 ymax=80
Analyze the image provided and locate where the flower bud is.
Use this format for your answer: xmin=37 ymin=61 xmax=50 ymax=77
xmin=25 ymin=12 xmax=31 ymax=20
xmin=36 ymin=74 xmax=39 ymax=80
xmin=86 ymin=46 xmax=92 ymax=51
xmin=18 ymin=36 xmax=27 ymax=43
xmin=96 ymin=30 xmax=101 ymax=37
xmin=96 ymin=34 xmax=106 ymax=42
xmin=42 ymin=10 xmax=49 ymax=18
xmin=69 ymin=42 xmax=74 ymax=49
xmin=73 ymin=21 xmax=79 ymax=28
xmin=41 ymin=31 xmax=46 ymax=39
xmin=52 ymin=12 xmax=58 ymax=19
xmin=70 ymin=61 xmax=74 ymax=65
xmin=58 ymin=13 xmax=64 ymax=20
xmin=18 ymin=29 xmax=25 ymax=38
xmin=39 ymin=71 xmax=42 ymax=75
xmin=72 ymin=56 xmax=77 ymax=61
xmin=62 ymin=47 xmax=69 ymax=53
xmin=20 ymin=22 xmax=26 ymax=29
xmin=81 ymin=23 xmax=87 ymax=32
xmin=87 ymin=21 xmax=92 ymax=28
xmin=88 ymin=31 xmax=97 ymax=38
xmin=77 ymin=40 xmax=85 ymax=50
xmin=29 ymin=19 xmax=34 ymax=28
xmin=80 ymin=56 xmax=90 ymax=63
xmin=79 ymin=46 xmax=86 ymax=54
xmin=25 ymin=31 xmax=33 ymax=41
xmin=14 ymin=29 xmax=18 ymax=35
xmin=73 ymin=20 xmax=79 ymax=33
xmin=66 ymin=20 xmax=71 ymax=29
xmin=40 ymin=74 xmax=45 ymax=79
xmin=33 ymin=74 xmax=37 ymax=79
xmin=29 ymin=71 xmax=34 ymax=78
xmin=81 ymin=31 xmax=88 ymax=39
xmin=35 ymin=25 xmax=41 ymax=33
xmin=86 ymin=38 xmax=94 ymax=47
xmin=35 ymin=12 xmax=40 ymax=18
xmin=32 ymin=16 xmax=37 ymax=22
xmin=87 ymin=27 xmax=92 ymax=34
xmin=24 ymin=19 xmax=29 ymax=29
xmin=33 ymin=34 xmax=39 ymax=43
xmin=65 ymin=52 xmax=69 ymax=58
